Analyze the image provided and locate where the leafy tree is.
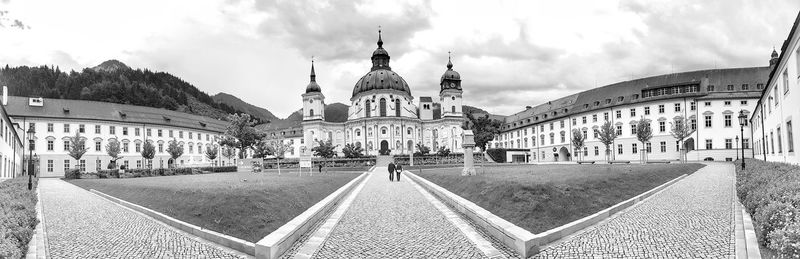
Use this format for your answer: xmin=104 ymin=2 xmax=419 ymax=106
xmin=205 ymin=145 xmax=218 ymax=162
xmin=265 ymin=138 xmax=293 ymax=175
xmin=464 ymin=113 xmax=503 ymax=151
xmin=595 ymin=120 xmax=618 ymax=162
xmin=312 ymin=139 xmax=338 ymax=158
xmin=167 ymin=138 xmax=184 ymax=167
xmin=105 ymin=139 xmax=122 ymax=169
xmin=221 ymin=146 xmax=236 ymax=164
xmin=670 ymin=116 xmax=695 ymax=163
xmin=341 ymin=143 xmax=364 ymax=158
xmin=251 ymin=141 xmax=271 ymax=158
xmin=221 ymin=113 xmax=265 ymax=159
xmin=436 ymin=146 xmax=451 ymax=156
xmin=67 ymin=131 xmax=89 ymax=171
xmin=141 ymin=141 xmax=155 ymax=168
xmin=415 ymin=143 xmax=431 ymax=156
xmin=635 ymin=117 xmax=653 ymax=163
xmin=571 ymin=128 xmax=585 ymax=161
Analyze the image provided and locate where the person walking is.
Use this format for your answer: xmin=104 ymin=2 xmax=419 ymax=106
xmin=388 ymin=162 xmax=395 ymax=182
xmin=395 ymin=163 xmax=402 ymax=181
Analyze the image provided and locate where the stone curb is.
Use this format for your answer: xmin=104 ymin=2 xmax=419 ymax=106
xmin=738 ymin=201 xmax=762 ymax=259
xmin=90 ymin=189 xmax=256 ymax=256
xmin=26 ymin=181 xmax=48 ymax=259
xmin=406 ymin=171 xmax=689 ymax=257
xmin=255 ymin=172 xmax=369 ymax=259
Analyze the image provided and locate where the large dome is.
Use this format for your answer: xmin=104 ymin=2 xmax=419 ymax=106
xmin=352 ymin=69 xmax=411 ymax=98
xmin=351 ymin=29 xmax=412 ymax=98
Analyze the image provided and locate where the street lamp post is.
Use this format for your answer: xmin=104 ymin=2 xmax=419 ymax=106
xmin=735 ymin=135 xmax=739 ymax=160
xmin=26 ymin=127 xmax=35 ymax=190
xmin=738 ymin=110 xmax=747 ymax=170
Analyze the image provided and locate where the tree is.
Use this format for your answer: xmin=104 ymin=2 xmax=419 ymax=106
xmin=265 ymin=138 xmax=293 ymax=175
xmin=222 ymin=113 xmax=265 ymax=159
xmin=436 ymin=146 xmax=451 ymax=156
xmin=312 ymin=139 xmax=338 ymax=158
xmin=415 ymin=143 xmax=431 ymax=156
xmin=166 ymin=138 xmax=184 ymax=168
xmin=67 ymin=131 xmax=89 ymax=171
xmin=141 ymin=141 xmax=155 ymax=168
xmin=464 ymin=113 xmax=503 ymax=151
xmin=595 ymin=120 xmax=618 ymax=162
xmin=670 ymin=116 xmax=695 ymax=163
xmin=341 ymin=143 xmax=364 ymax=158
xmin=251 ymin=141 xmax=271 ymax=158
xmin=571 ymin=129 xmax=585 ymax=161
xmin=205 ymin=145 xmax=218 ymax=162
xmin=106 ymin=139 xmax=122 ymax=169
xmin=221 ymin=146 xmax=236 ymax=165
xmin=635 ymin=117 xmax=653 ymax=163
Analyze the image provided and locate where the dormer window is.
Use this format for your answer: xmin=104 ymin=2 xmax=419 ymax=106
xmin=617 ymin=96 xmax=624 ymax=102
xmin=605 ymin=99 xmax=611 ymax=104
xmin=594 ymin=101 xmax=600 ymax=106
xmin=584 ymin=104 xmax=589 ymax=109
xmin=633 ymin=94 xmax=639 ymax=99
xmin=163 ymin=116 xmax=171 ymax=122
xmin=119 ymin=111 xmax=127 ymax=118
xmin=62 ymin=108 xmax=70 ymax=113
xmin=199 ymin=122 xmax=207 ymax=127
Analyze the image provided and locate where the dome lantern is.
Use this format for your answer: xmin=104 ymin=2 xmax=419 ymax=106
xmin=305 ymin=59 xmax=322 ymax=93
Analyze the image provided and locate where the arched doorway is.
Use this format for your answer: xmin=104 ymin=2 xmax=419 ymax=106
xmin=558 ymin=146 xmax=570 ymax=161
xmin=407 ymin=140 xmax=413 ymax=152
xmin=684 ymin=138 xmax=695 ymax=151
xmin=380 ymin=140 xmax=389 ymax=154
xmin=167 ymin=158 xmax=174 ymax=168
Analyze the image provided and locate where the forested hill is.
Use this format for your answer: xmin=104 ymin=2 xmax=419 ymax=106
xmin=0 ymin=60 xmax=261 ymax=123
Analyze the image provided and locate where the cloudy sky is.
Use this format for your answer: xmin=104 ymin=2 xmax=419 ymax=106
xmin=1 ymin=0 xmax=799 ymax=118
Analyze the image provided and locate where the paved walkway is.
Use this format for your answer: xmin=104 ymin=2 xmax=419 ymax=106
xmin=533 ymin=162 xmax=737 ymax=258
xmin=38 ymin=178 xmax=247 ymax=259
xmin=307 ymin=167 xmax=505 ymax=258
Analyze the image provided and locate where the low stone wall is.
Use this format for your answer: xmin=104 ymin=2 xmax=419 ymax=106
xmin=90 ymin=190 xmax=255 ymax=255
xmin=255 ymin=172 xmax=369 ymax=259
xmin=406 ymin=171 xmax=689 ymax=257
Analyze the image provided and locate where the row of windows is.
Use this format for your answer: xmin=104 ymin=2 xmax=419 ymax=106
xmin=705 ymin=84 xmax=763 ymax=92
xmin=34 ymin=139 xmax=211 ymax=155
xmin=30 ymin=122 xmax=216 ymax=141
xmin=45 ymin=158 xmax=224 ymax=173
xmin=755 ymin=120 xmax=795 ymax=155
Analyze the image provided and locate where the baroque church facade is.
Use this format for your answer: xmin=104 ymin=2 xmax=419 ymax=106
xmin=299 ymin=31 xmax=465 ymax=157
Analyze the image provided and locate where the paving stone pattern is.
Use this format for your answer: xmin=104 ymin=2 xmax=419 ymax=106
xmin=533 ymin=163 xmax=736 ymax=258
xmin=313 ymin=167 xmax=488 ymax=259
xmin=39 ymin=179 xmax=245 ymax=259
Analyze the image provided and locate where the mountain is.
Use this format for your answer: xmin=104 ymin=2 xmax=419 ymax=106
xmin=0 ymin=60 xmax=260 ymax=123
xmin=212 ymin=92 xmax=279 ymax=122
xmin=92 ymin=59 xmax=130 ymax=72
xmin=256 ymin=102 xmax=350 ymax=130
xmin=464 ymin=105 xmax=506 ymax=121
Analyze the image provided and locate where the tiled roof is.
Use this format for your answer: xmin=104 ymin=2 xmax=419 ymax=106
xmin=5 ymin=96 xmax=228 ymax=132
xmin=502 ymin=67 xmax=771 ymax=129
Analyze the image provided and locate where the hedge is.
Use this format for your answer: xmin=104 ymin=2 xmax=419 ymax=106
xmin=87 ymin=166 xmax=238 ymax=179
xmin=261 ymin=157 xmax=376 ymax=169
xmin=0 ymin=177 xmax=39 ymax=258
xmin=393 ymin=153 xmax=487 ymax=165
xmin=736 ymin=159 xmax=800 ymax=257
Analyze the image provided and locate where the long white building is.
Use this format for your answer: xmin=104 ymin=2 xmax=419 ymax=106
xmin=752 ymin=12 xmax=800 ymax=165
xmin=491 ymin=63 xmax=773 ymax=163
xmin=0 ymin=95 xmax=24 ymax=179
xmin=5 ymin=96 xmax=231 ymax=177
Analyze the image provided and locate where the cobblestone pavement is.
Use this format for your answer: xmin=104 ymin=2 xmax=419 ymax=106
xmin=39 ymin=178 xmax=247 ymax=259
xmin=533 ymin=163 xmax=736 ymax=258
xmin=312 ymin=167 xmax=490 ymax=259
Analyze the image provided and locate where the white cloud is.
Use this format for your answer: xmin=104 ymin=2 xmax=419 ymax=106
xmin=0 ymin=0 xmax=798 ymax=118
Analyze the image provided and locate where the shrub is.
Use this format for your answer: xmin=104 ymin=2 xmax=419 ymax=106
xmin=736 ymin=159 xmax=800 ymax=257
xmin=64 ymin=169 xmax=81 ymax=179
xmin=0 ymin=177 xmax=39 ymax=258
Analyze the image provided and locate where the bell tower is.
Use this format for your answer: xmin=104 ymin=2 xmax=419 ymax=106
xmin=440 ymin=53 xmax=463 ymax=118
xmin=303 ymin=59 xmax=325 ymax=121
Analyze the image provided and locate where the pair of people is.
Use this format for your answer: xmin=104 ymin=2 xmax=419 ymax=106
xmin=387 ymin=162 xmax=403 ymax=182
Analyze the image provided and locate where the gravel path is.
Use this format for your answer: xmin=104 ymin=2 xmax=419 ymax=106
xmin=312 ymin=167 xmax=489 ymax=259
xmin=39 ymin=178 xmax=247 ymax=259
xmin=533 ymin=162 xmax=736 ymax=258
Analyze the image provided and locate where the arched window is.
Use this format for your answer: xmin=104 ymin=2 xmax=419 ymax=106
xmin=395 ymin=99 xmax=401 ymax=117
xmin=380 ymin=98 xmax=387 ymax=117
xmin=365 ymin=100 xmax=371 ymax=117
xmin=309 ymin=109 xmax=314 ymax=117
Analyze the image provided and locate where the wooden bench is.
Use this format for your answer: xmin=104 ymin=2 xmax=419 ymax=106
xmin=609 ymin=160 xmax=631 ymax=164
xmin=577 ymin=161 xmax=596 ymax=164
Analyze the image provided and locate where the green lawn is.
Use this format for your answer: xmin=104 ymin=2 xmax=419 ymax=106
xmin=417 ymin=163 xmax=704 ymax=234
xmin=69 ymin=171 xmax=360 ymax=242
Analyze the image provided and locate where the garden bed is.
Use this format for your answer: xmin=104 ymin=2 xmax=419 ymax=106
xmin=68 ymin=172 xmax=359 ymax=242
xmin=0 ymin=177 xmax=39 ymax=258
xmin=416 ymin=163 xmax=703 ymax=234
xmin=735 ymin=159 xmax=800 ymax=258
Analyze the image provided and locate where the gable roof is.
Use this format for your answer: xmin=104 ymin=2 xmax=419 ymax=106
xmin=5 ymin=96 xmax=228 ymax=132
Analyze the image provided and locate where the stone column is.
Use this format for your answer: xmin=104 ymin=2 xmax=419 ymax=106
xmin=462 ymin=130 xmax=476 ymax=176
